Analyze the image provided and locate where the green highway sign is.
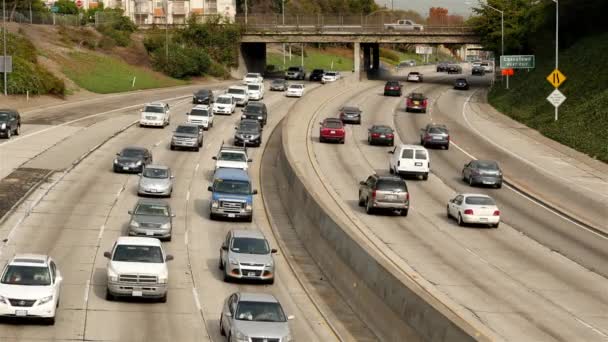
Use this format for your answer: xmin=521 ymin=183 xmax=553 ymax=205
xmin=500 ymin=55 xmax=535 ymax=69
xmin=51 ymin=6 xmax=59 ymax=13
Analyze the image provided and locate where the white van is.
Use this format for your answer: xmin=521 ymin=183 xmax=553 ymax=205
xmin=140 ymin=102 xmax=170 ymax=128
xmin=388 ymin=144 xmax=430 ymax=180
xmin=247 ymin=83 xmax=265 ymax=100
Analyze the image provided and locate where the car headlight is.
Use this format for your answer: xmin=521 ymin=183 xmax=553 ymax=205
xmin=229 ymin=258 xmax=239 ymax=266
xmin=135 ymin=160 xmax=142 ymax=166
xmin=37 ymin=295 xmax=53 ymax=306
xmin=1 ymin=123 xmax=5 ymax=129
xmin=257 ymin=116 xmax=263 ymax=120
xmin=113 ymin=159 xmax=118 ymax=164
xmin=0 ymin=295 xmax=8 ymax=305
xmin=107 ymin=269 xmax=119 ymax=282
xmin=233 ymin=330 xmax=249 ymax=342
xmin=245 ymin=203 xmax=252 ymax=211
xmin=241 ymin=115 xmax=246 ymax=119
xmin=211 ymin=200 xmax=219 ymax=208
xmin=265 ymin=261 xmax=274 ymax=267
xmin=130 ymin=221 xmax=140 ymax=228
xmin=158 ymin=277 xmax=168 ymax=284
xmin=160 ymin=222 xmax=171 ymax=229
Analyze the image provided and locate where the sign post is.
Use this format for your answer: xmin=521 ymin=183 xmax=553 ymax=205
xmin=499 ymin=55 xmax=535 ymax=90
xmin=546 ymin=68 xmax=567 ymax=121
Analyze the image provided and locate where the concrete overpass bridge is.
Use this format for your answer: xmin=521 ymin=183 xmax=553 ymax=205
xmin=234 ymin=15 xmax=482 ymax=79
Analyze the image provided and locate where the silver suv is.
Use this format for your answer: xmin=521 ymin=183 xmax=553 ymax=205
xmin=170 ymin=124 xmax=203 ymax=151
xmin=219 ymin=229 xmax=277 ymax=284
xmin=127 ymin=199 xmax=174 ymax=241
xmin=358 ymin=175 xmax=409 ymax=216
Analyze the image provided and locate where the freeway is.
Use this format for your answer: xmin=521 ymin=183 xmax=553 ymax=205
xmin=296 ymin=68 xmax=607 ymax=340
xmin=0 ymin=83 xmax=353 ymax=341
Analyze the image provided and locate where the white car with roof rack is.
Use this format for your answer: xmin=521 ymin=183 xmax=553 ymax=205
xmin=243 ymin=72 xmax=263 ymax=85
xmin=0 ymin=254 xmax=62 ymax=325
xmin=213 ymin=94 xmax=236 ymax=115
xmin=212 ymin=142 xmax=252 ymax=171
xmin=187 ymin=104 xmax=214 ymax=129
xmin=139 ymin=102 xmax=170 ymax=128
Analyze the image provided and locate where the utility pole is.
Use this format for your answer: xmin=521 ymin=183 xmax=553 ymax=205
xmin=245 ymin=0 xmax=248 ymax=25
xmin=164 ymin=0 xmax=168 ymax=60
xmin=2 ymin=0 xmax=6 ymax=96
xmin=282 ymin=0 xmax=285 ymax=25
xmin=553 ymin=0 xmax=559 ymax=120
xmin=485 ymin=3 xmax=504 ymax=88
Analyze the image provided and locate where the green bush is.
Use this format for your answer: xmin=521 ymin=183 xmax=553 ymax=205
xmin=379 ymin=48 xmax=400 ymax=63
xmin=97 ymin=26 xmax=130 ymax=47
xmin=207 ymin=61 xmax=229 ymax=78
xmin=151 ymin=44 xmax=211 ymax=79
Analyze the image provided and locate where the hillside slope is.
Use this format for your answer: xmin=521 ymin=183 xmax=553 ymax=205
xmin=488 ymin=32 xmax=608 ymax=162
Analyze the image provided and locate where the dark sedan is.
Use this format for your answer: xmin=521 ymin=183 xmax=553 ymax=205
xmin=0 ymin=109 xmax=21 ymax=138
xmin=436 ymin=62 xmax=449 ymax=72
xmin=309 ymin=69 xmax=325 ymax=82
xmin=241 ymin=102 xmax=268 ymax=127
xmin=462 ymin=160 xmax=503 ymax=188
xmin=339 ymin=106 xmax=362 ymax=124
xmin=113 ymin=146 xmax=153 ymax=173
xmin=193 ymin=89 xmax=214 ymax=104
xmin=472 ymin=66 xmax=485 ymax=76
xmin=447 ymin=65 xmax=462 ymax=74
xmin=384 ymin=81 xmax=402 ymax=96
xmin=420 ymin=123 xmax=449 ymax=149
xmin=368 ymin=125 xmax=395 ymax=146
xmin=269 ymin=79 xmax=287 ymax=91
xmin=454 ymin=78 xmax=470 ymax=90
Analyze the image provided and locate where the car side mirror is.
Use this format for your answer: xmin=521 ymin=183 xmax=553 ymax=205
xmin=388 ymin=151 xmax=394 ymax=154
xmin=185 ymin=112 xmax=189 ymax=115
xmin=222 ymin=245 xmax=228 ymax=251
xmin=165 ymin=254 xmax=174 ymax=262
xmin=271 ymin=248 xmax=277 ymax=253
xmin=234 ymin=126 xmax=238 ymax=130
xmin=128 ymin=210 xmax=133 ymax=215
xmin=171 ymin=214 xmax=176 ymax=217
xmin=225 ymin=312 xmax=232 ymax=317
xmin=103 ymin=251 xmax=112 ymax=259
xmin=288 ymin=315 xmax=295 ymax=320
xmin=55 ymin=275 xmax=63 ymax=283
xmin=212 ymin=156 xmax=217 ymax=160
xmin=116 ymin=153 xmax=120 ymax=156
xmin=359 ymin=181 xmax=365 ymax=185
xmin=252 ymin=189 xmax=258 ymax=195
xmin=207 ymin=186 xmax=213 ymax=192
xmin=247 ymin=159 xmax=253 ymax=162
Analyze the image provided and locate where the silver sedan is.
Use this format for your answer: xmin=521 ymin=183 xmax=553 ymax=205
xmin=138 ymin=165 xmax=173 ymax=197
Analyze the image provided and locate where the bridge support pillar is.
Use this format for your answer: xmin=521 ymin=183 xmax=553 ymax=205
xmin=237 ymin=42 xmax=267 ymax=76
xmin=353 ymin=42 xmax=360 ymax=81
xmin=363 ymin=44 xmax=371 ymax=71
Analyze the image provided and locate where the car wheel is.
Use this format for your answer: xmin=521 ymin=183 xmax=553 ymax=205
xmin=496 ymin=182 xmax=502 ymax=189
xmin=389 ymin=140 xmax=394 ymax=146
xmin=340 ymin=139 xmax=345 ymax=144
xmin=445 ymin=144 xmax=449 ymax=150
xmin=105 ymin=288 xmax=114 ymax=301
xmin=223 ymin=267 xmax=230 ymax=282
xmin=158 ymin=293 xmax=167 ymax=303
xmin=15 ymin=125 xmax=20 ymax=135
xmin=267 ymin=277 xmax=275 ymax=285
xmin=218 ymin=257 xmax=224 ymax=270
xmin=319 ymin=137 xmax=324 ymax=143
xmin=209 ymin=212 xmax=216 ymax=220
xmin=199 ymin=140 xmax=203 ymax=147
xmin=423 ymin=173 xmax=429 ymax=180
xmin=170 ymin=145 xmax=175 ymax=151
xmin=5 ymin=129 xmax=10 ymax=139
xmin=446 ymin=205 xmax=451 ymax=218
xmin=220 ymin=315 xmax=226 ymax=336
xmin=45 ymin=316 xmax=56 ymax=325
xmin=194 ymin=146 xmax=200 ymax=152
xmin=458 ymin=213 xmax=465 ymax=226
xmin=164 ymin=235 xmax=172 ymax=242
xmin=468 ymin=176 xmax=474 ymax=186
xmin=358 ymin=192 xmax=365 ymax=206
xmin=389 ymin=166 xmax=394 ymax=174
xmin=492 ymin=222 xmax=500 ymax=228
xmin=365 ymin=199 xmax=374 ymax=215
xmin=400 ymin=208 xmax=408 ymax=216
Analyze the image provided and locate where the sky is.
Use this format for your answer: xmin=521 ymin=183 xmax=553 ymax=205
xmin=380 ymin=0 xmax=475 ymax=17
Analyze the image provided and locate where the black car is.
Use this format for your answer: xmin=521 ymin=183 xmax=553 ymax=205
xmin=269 ymin=79 xmax=287 ymax=91
xmin=309 ymin=69 xmax=325 ymax=82
xmin=368 ymin=125 xmax=395 ymax=146
xmin=462 ymin=160 xmax=503 ymax=188
xmin=234 ymin=119 xmax=263 ymax=147
xmin=420 ymin=123 xmax=449 ymax=149
xmin=338 ymin=106 xmax=362 ymax=124
xmin=472 ymin=66 xmax=485 ymax=76
xmin=436 ymin=62 xmax=449 ymax=72
xmin=0 ymin=109 xmax=21 ymax=139
xmin=454 ymin=78 xmax=470 ymax=90
xmin=447 ymin=65 xmax=462 ymax=74
xmin=114 ymin=146 xmax=153 ymax=173
xmin=384 ymin=81 xmax=402 ymax=96
xmin=241 ymin=102 xmax=268 ymax=127
xmin=193 ymin=89 xmax=214 ymax=104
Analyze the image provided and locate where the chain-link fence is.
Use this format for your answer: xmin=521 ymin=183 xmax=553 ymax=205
xmin=5 ymin=11 xmax=126 ymax=27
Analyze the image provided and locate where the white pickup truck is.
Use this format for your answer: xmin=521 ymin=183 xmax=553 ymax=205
xmin=385 ymin=20 xmax=424 ymax=31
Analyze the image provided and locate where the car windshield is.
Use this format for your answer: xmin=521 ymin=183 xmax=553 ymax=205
xmin=121 ymin=149 xmax=145 ymax=158
xmin=324 ymin=121 xmax=342 ymax=129
xmin=143 ymin=168 xmax=169 ymax=179
xmin=476 ymin=161 xmax=499 ymax=170
xmin=465 ymin=196 xmax=496 ymax=206
xmin=245 ymin=73 xmax=258 ymax=78
xmin=231 ymin=237 xmax=270 ymax=254
xmin=112 ymin=245 xmax=164 ymax=263
xmin=457 ymin=79 xmax=467 ymax=83
xmin=342 ymin=107 xmax=359 ymax=113
xmin=247 ymin=84 xmax=260 ymax=90
xmin=289 ymin=85 xmax=303 ymax=89
xmin=409 ymin=72 xmax=420 ymax=75
xmin=288 ymin=67 xmax=300 ymax=71
xmin=196 ymin=90 xmax=210 ymax=96
xmin=1 ymin=265 xmax=51 ymax=286
xmin=245 ymin=105 xmax=263 ymax=114
xmin=326 ymin=72 xmax=337 ymax=76
xmin=235 ymin=301 xmax=286 ymax=322
xmin=410 ymin=93 xmax=425 ymax=100
xmin=386 ymin=81 xmax=399 ymax=86
xmin=190 ymin=109 xmax=210 ymax=117
xmin=372 ymin=126 xmax=392 ymax=133
xmin=228 ymin=88 xmax=245 ymax=95
xmin=240 ymin=122 xmax=260 ymax=131
xmin=312 ymin=69 xmax=323 ymax=73
xmin=176 ymin=125 xmax=199 ymax=134
xmin=143 ymin=106 xmax=164 ymax=113
xmin=217 ymin=97 xmax=232 ymax=104
xmin=134 ymin=203 xmax=170 ymax=216
xmin=219 ymin=152 xmax=247 ymax=162
xmin=271 ymin=79 xmax=284 ymax=84
xmin=429 ymin=127 xmax=447 ymax=134
xmin=377 ymin=179 xmax=407 ymax=192
xmin=213 ymin=179 xmax=251 ymax=194
xmin=0 ymin=113 xmax=9 ymax=120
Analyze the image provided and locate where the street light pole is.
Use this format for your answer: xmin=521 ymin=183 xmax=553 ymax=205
xmin=485 ymin=3 xmax=505 ymax=88
xmin=245 ymin=0 xmax=248 ymax=25
xmin=164 ymin=0 xmax=168 ymax=60
xmin=2 ymin=0 xmax=7 ymax=96
xmin=282 ymin=0 xmax=284 ymax=25
xmin=553 ymin=0 xmax=559 ymax=120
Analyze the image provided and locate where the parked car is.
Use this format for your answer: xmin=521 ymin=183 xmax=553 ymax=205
xmin=208 ymin=168 xmax=258 ymax=221
xmin=447 ymin=193 xmax=500 ymax=228
xmin=243 ymin=72 xmax=263 ymax=85
xmin=234 ymin=119 xmax=263 ymax=147
xmin=219 ymin=229 xmax=277 ymax=284
xmin=227 ymin=86 xmax=250 ymax=106
xmin=322 ymin=71 xmax=341 ymax=84
xmin=420 ymin=123 xmax=450 ymax=149
xmin=113 ymin=146 xmax=152 ymax=173
xmin=241 ymin=102 xmax=268 ymax=127
xmin=285 ymin=84 xmax=305 ymax=97
xmin=170 ymin=123 xmax=203 ymax=151
xmin=358 ymin=174 xmax=409 ymax=216
xmin=138 ymin=165 xmax=174 ymax=197
xmin=270 ymin=79 xmax=287 ymax=91
xmin=447 ymin=65 xmax=462 ymax=74
xmin=319 ymin=118 xmax=345 ymax=144
xmin=406 ymin=72 xmax=423 ymax=82
xmin=192 ymin=89 xmax=214 ymax=105
xmin=127 ymin=199 xmax=174 ymax=241
xmin=472 ymin=66 xmax=485 ymax=76
xmin=338 ymin=106 xmax=362 ymax=124
xmin=0 ymin=108 xmax=21 ymax=138
xmin=388 ymin=144 xmax=430 ymax=180
xmin=309 ymin=69 xmax=325 ymax=81
xmin=454 ymin=78 xmax=470 ymax=90
xmin=385 ymin=19 xmax=424 ymax=31
xmin=246 ymin=83 xmax=265 ymax=101
xmin=186 ymin=104 xmax=214 ymax=130
xmin=212 ymin=95 xmax=236 ymax=115
xmin=0 ymin=254 xmax=62 ymax=325
xmin=462 ymin=160 xmax=503 ymax=188
xmin=405 ymin=93 xmax=428 ymax=113
xmin=384 ymin=81 xmax=403 ymax=96
xmin=285 ymin=66 xmax=306 ymax=80
xmin=104 ymin=237 xmax=174 ymax=302
xmin=436 ymin=62 xmax=450 ymax=72
xmin=368 ymin=125 xmax=395 ymax=146
xmin=212 ymin=143 xmax=251 ymax=171
xmin=220 ymin=292 xmax=294 ymax=341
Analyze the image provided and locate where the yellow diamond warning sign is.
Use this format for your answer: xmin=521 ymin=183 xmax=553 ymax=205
xmin=547 ymin=69 xmax=566 ymax=88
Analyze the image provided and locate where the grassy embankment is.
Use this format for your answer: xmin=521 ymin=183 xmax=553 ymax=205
xmin=488 ymin=32 xmax=608 ymax=162
xmin=267 ymin=47 xmax=354 ymax=71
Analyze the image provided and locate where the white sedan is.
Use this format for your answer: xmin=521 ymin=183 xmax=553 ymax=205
xmin=0 ymin=254 xmax=63 ymax=325
xmin=243 ymin=72 xmax=263 ymax=85
xmin=286 ymin=84 xmax=305 ymax=97
xmin=321 ymin=71 xmax=341 ymax=84
xmin=447 ymin=193 xmax=500 ymax=228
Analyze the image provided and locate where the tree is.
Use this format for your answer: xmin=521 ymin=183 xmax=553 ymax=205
xmin=53 ymin=0 xmax=78 ymax=14
xmin=428 ymin=7 xmax=448 ymax=25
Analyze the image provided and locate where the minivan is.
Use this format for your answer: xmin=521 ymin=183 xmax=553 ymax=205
xmin=388 ymin=144 xmax=430 ymax=180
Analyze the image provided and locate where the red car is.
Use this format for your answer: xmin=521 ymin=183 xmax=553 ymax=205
xmin=319 ymin=118 xmax=345 ymax=144
xmin=405 ymin=93 xmax=428 ymax=113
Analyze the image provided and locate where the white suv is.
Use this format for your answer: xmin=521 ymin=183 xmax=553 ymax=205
xmin=104 ymin=236 xmax=173 ymax=303
xmin=187 ymin=104 xmax=214 ymax=130
xmin=213 ymin=95 xmax=236 ymax=115
xmin=388 ymin=144 xmax=430 ymax=180
xmin=140 ymin=102 xmax=170 ymax=128
xmin=0 ymin=254 xmax=63 ymax=325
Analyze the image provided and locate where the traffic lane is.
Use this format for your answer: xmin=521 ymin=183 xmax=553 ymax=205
xmin=311 ymin=83 xmax=608 ymax=340
xmin=186 ymin=86 xmax=338 ymax=342
xmin=396 ymin=79 xmax=608 ymax=276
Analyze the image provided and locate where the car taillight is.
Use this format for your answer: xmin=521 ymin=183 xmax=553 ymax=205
xmin=407 ymin=99 xmax=412 ymax=105
xmin=464 ymin=209 xmax=474 ymax=215
xmin=371 ymin=133 xmax=380 ymax=137
xmin=387 ymin=134 xmax=394 ymax=138
xmin=493 ymin=210 xmax=500 ymax=216
xmin=406 ymin=193 xmax=410 ymax=201
xmin=372 ymin=190 xmax=377 ymax=199
xmin=424 ymin=134 xmax=431 ymax=140
xmin=423 ymin=99 xmax=428 ymax=106
xmin=447 ymin=135 xmax=450 ymax=141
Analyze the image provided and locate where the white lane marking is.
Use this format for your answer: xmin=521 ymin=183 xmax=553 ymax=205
xmin=184 ymin=231 xmax=189 ymax=246
xmin=116 ymin=186 xmax=124 ymax=198
xmin=195 ymin=163 xmax=200 ymax=172
xmin=447 ymin=93 xmax=607 ymax=240
xmin=97 ymin=224 xmax=106 ymax=242
xmin=192 ymin=287 xmax=202 ymax=311
xmin=186 ymin=191 xmax=190 ymax=202
xmin=574 ymin=317 xmax=608 ymax=338
xmin=154 ymin=139 xmax=164 ymax=147
xmin=83 ymin=279 xmax=91 ymax=305
xmin=461 ymin=91 xmax=607 ymax=198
